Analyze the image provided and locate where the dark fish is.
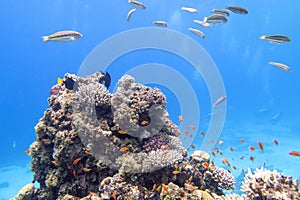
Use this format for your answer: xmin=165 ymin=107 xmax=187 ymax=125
xmin=99 ymin=71 xmax=111 ymax=89
xmin=225 ymin=6 xmax=248 ymax=15
xmin=212 ymin=9 xmax=230 ymax=17
xmin=64 ymin=77 xmax=76 ymax=90
xmin=42 ymin=30 xmax=82 ymax=42
xmin=259 ymin=35 xmax=291 ymax=44
xmin=128 ymin=0 xmax=146 ymax=10
xmin=204 ymin=14 xmax=228 ymax=24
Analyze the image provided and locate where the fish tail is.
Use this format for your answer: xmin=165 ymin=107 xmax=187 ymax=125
xmin=42 ymin=36 xmax=50 ymax=42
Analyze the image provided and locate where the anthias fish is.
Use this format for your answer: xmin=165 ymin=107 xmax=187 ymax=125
xmin=259 ymin=34 xmax=291 ymax=44
xmin=42 ymin=30 xmax=82 ymax=42
xmin=225 ymin=6 xmax=248 ymax=15
xmin=189 ymin=28 xmax=205 ymax=38
xmin=289 ymin=151 xmax=300 ymax=157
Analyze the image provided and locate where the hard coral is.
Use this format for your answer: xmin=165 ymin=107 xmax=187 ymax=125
xmin=241 ymin=167 xmax=300 ymax=200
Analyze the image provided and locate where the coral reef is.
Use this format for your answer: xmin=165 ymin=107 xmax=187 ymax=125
xmin=241 ymin=167 xmax=300 ymax=200
xmin=14 ymin=72 xmax=299 ymax=200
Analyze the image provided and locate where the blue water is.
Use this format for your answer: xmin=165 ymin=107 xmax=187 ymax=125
xmin=1 ymin=0 xmax=300 ymax=198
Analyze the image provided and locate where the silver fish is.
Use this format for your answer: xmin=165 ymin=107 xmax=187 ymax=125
xmin=127 ymin=8 xmax=136 ymax=21
xmin=225 ymin=6 xmax=248 ymax=15
xmin=212 ymin=9 xmax=230 ymax=17
xmin=152 ymin=21 xmax=168 ymax=27
xmin=181 ymin=7 xmax=198 ymax=13
xmin=204 ymin=14 xmax=228 ymax=24
xmin=193 ymin=20 xmax=211 ymax=28
xmin=259 ymin=35 xmax=291 ymax=44
xmin=268 ymin=62 xmax=291 ymax=72
xmin=129 ymin=0 xmax=146 ymax=10
xmin=188 ymin=28 xmax=205 ymax=38
xmin=213 ymin=95 xmax=227 ymax=107
xmin=42 ymin=30 xmax=82 ymax=42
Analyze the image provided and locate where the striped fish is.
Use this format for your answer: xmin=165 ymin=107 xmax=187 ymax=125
xmin=259 ymin=34 xmax=291 ymax=44
xmin=42 ymin=30 xmax=82 ymax=42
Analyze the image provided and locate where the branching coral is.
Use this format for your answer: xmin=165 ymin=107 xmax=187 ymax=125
xmin=241 ymin=167 xmax=300 ymax=199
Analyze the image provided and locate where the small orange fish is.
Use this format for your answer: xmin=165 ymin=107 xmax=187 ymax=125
xmin=257 ymin=141 xmax=264 ymax=151
xmin=289 ymin=151 xmax=300 ymax=157
xmin=140 ymin=120 xmax=149 ymax=126
xmin=24 ymin=149 xmax=30 ymax=154
xmin=159 ymin=137 xmax=164 ymax=141
xmin=202 ymin=162 xmax=209 ymax=168
xmin=249 ymin=146 xmax=255 ymax=151
xmin=221 ymin=158 xmax=229 ymax=166
xmin=183 ymin=130 xmax=189 ymax=135
xmin=161 ymin=144 xmax=169 ymax=149
xmin=83 ymin=168 xmax=92 ymax=172
xmin=118 ymin=130 xmax=127 ymax=134
xmin=218 ymin=140 xmax=223 ymax=145
xmin=73 ymin=169 xmax=77 ymax=177
xmin=73 ymin=157 xmax=81 ymax=165
xmin=67 ymin=165 xmax=72 ymax=170
xmin=188 ymin=133 xmax=193 ymax=138
xmin=232 ymin=165 xmax=237 ymax=170
xmin=191 ymin=144 xmax=196 ymax=149
xmin=187 ymin=125 xmax=196 ymax=131
xmin=41 ymin=138 xmax=48 ymax=143
xmin=152 ymin=183 xmax=157 ymax=191
xmin=174 ymin=131 xmax=180 ymax=137
xmin=178 ymin=115 xmax=183 ymax=123
xmin=240 ymin=138 xmax=245 ymax=143
xmin=200 ymin=131 xmax=205 ymax=136
xmin=156 ymin=185 xmax=162 ymax=191
xmin=84 ymin=151 xmax=92 ymax=155
xmin=273 ymin=139 xmax=279 ymax=146
xmin=120 ymin=147 xmax=129 ymax=152
xmin=210 ymin=139 xmax=214 ymax=143
xmin=112 ymin=190 xmax=117 ymax=200
xmin=163 ymin=151 xmax=169 ymax=155
xmin=211 ymin=151 xmax=216 ymax=157
xmin=183 ymin=136 xmax=187 ymax=140
xmin=250 ymin=155 xmax=255 ymax=162
xmin=229 ymin=146 xmax=234 ymax=152
xmin=172 ymin=170 xmax=181 ymax=175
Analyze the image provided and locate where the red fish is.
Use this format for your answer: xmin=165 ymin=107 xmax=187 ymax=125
xmin=240 ymin=138 xmax=245 ymax=143
xmin=257 ymin=141 xmax=264 ymax=151
xmin=211 ymin=151 xmax=216 ymax=157
xmin=250 ymin=156 xmax=255 ymax=162
xmin=200 ymin=131 xmax=205 ymax=136
xmin=273 ymin=139 xmax=279 ymax=146
xmin=249 ymin=146 xmax=255 ymax=151
xmin=229 ymin=146 xmax=234 ymax=152
xmin=289 ymin=151 xmax=300 ymax=157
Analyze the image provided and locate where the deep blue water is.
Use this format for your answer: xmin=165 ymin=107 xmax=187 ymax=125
xmin=1 ymin=0 xmax=300 ymax=198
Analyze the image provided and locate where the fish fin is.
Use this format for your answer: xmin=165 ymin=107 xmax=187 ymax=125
xmin=42 ymin=36 xmax=49 ymax=42
xmin=203 ymin=17 xmax=208 ymax=23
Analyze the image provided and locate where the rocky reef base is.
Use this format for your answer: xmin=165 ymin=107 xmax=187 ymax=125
xmin=13 ymin=72 xmax=299 ymax=200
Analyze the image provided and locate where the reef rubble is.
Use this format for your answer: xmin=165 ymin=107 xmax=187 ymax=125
xmin=13 ymin=72 xmax=299 ymax=200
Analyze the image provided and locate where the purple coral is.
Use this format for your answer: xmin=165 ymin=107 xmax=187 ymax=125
xmin=142 ymin=135 xmax=168 ymax=153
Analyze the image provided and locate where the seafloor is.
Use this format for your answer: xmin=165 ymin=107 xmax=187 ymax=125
xmin=11 ymin=72 xmax=300 ymax=200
